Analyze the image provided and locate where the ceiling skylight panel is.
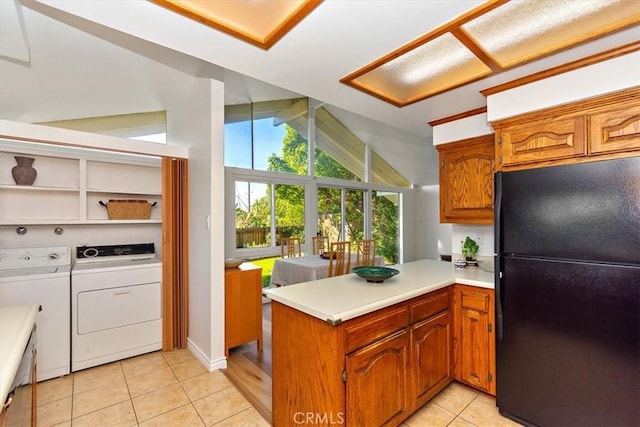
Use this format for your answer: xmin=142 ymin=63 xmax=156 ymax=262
xmin=348 ymin=33 xmax=492 ymax=106
xmin=462 ymin=0 xmax=640 ymax=68
xmin=150 ymin=0 xmax=322 ymax=49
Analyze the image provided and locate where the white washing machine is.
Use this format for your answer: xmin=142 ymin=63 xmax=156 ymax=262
xmin=0 ymin=247 xmax=71 ymax=382
xmin=71 ymin=243 xmax=162 ymax=372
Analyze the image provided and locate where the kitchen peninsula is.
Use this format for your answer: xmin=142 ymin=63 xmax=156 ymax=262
xmin=265 ymin=259 xmax=494 ymax=426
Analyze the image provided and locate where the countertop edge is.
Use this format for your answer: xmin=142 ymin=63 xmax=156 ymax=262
xmin=0 ymin=304 xmax=39 ymax=409
xmin=454 ymin=276 xmax=495 ymax=289
xmin=266 ymin=260 xmax=494 ymax=323
xmin=330 ymin=279 xmax=455 ymax=322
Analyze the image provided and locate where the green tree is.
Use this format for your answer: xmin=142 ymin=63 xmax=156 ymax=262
xmin=246 ymin=124 xmax=398 ymax=263
xmin=372 ymin=193 xmax=399 ymax=264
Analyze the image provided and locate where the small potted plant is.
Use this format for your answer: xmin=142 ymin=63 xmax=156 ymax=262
xmin=462 ymin=236 xmax=479 ymax=267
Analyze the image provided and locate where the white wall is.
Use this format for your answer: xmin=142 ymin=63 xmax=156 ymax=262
xmin=433 ymin=113 xmax=493 ymax=146
xmin=165 ymin=69 xmax=226 ymax=370
xmin=451 ymin=224 xmax=494 ymax=258
xmin=414 ymin=185 xmax=452 ymax=261
xmin=487 ymin=51 xmax=640 ymax=122
xmin=0 ymin=223 xmax=161 ymax=257
xmin=431 ymin=112 xmax=495 ymax=258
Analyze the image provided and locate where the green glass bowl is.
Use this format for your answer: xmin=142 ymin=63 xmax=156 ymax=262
xmin=351 ymin=266 xmax=399 ymax=283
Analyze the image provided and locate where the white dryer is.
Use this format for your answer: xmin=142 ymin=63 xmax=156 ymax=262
xmin=71 ymin=243 xmax=162 ymax=371
xmin=0 ymin=247 xmax=71 ymax=381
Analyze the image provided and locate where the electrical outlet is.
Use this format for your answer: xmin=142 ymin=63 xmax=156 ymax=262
xmin=474 ymin=233 xmax=482 ymax=246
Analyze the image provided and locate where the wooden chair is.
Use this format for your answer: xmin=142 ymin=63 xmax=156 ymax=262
xmin=328 ymin=241 xmax=351 ymax=277
xmin=355 ymin=239 xmax=376 ymax=267
xmin=280 ymin=237 xmax=301 ymax=258
xmin=312 ymin=236 xmax=330 ymax=255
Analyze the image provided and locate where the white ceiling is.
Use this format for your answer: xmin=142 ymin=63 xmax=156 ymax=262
xmin=0 ymin=0 xmax=638 ymax=185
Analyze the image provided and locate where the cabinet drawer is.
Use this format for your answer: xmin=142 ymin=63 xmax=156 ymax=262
xmin=409 ymin=288 xmax=450 ymax=324
xmin=460 ymin=291 xmax=490 ymax=313
xmin=345 ymin=305 xmax=408 ymax=354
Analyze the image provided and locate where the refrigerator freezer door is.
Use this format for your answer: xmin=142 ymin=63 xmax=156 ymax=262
xmin=498 ymin=157 xmax=640 ymax=264
xmin=496 ymin=256 xmax=639 ymax=426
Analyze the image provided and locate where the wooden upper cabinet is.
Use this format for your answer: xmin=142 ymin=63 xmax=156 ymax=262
xmin=492 ymin=87 xmax=640 ymax=171
xmin=589 ymin=101 xmax=640 ymax=155
xmin=437 ymin=135 xmax=494 ymax=224
xmin=496 ymin=115 xmax=587 ymax=167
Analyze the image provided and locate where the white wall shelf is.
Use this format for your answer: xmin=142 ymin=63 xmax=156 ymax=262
xmin=0 ymin=219 xmax=163 ymax=225
xmin=0 ymin=185 xmax=80 ymax=192
xmin=0 ymin=143 xmax=162 ymax=226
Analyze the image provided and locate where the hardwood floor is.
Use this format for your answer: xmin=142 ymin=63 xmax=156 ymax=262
xmin=223 ymin=302 xmax=273 ymax=424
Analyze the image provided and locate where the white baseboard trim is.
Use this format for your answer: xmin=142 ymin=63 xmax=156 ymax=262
xmin=187 ymin=337 xmax=227 ymax=371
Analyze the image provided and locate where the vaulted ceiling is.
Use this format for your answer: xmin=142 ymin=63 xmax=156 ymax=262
xmin=1 ymin=0 xmax=638 ymax=186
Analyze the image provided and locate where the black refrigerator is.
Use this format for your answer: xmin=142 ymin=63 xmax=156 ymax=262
xmin=494 ymin=157 xmax=640 ymax=426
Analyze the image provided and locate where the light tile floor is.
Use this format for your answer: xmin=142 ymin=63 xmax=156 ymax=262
xmin=6 ymin=349 xmax=268 ymax=427
xmin=6 ymin=349 xmax=520 ymax=426
xmin=402 ymin=382 xmax=521 ymax=427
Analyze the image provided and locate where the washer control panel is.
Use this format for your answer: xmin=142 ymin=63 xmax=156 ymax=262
xmin=0 ymin=247 xmax=71 ymax=270
xmin=75 ymin=243 xmax=156 ymax=264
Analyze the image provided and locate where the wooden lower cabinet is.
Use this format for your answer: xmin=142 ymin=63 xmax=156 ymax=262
xmin=271 ymin=287 xmax=452 ymax=426
xmin=452 ymin=284 xmax=496 ymax=396
xmin=224 ymin=263 xmax=263 ymax=357
xmin=346 ymin=330 xmax=409 ymax=426
xmin=411 ymin=311 xmax=452 ymax=407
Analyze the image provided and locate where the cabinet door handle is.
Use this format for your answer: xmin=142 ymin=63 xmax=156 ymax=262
xmin=113 ymin=291 xmax=131 ymax=296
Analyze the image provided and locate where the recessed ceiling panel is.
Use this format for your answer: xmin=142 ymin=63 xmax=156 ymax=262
xmin=347 ymin=33 xmax=492 ymax=106
xmin=342 ymin=0 xmax=640 ymax=107
xmin=150 ymin=0 xmax=322 ymax=49
xmin=462 ymin=0 xmax=640 ymax=68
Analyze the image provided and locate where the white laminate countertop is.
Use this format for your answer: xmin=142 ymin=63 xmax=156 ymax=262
xmin=264 ymin=259 xmax=494 ymax=324
xmin=0 ymin=304 xmax=39 ymax=407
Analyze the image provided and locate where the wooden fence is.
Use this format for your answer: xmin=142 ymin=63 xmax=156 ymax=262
xmin=235 ymin=226 xmax=304 ymax=248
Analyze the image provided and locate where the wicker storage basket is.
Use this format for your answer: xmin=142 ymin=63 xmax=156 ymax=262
xmin=102 ymin=199 xmax=152 ymax=219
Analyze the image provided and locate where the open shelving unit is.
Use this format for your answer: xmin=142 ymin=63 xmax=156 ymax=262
xmin=0 ymin=143 xmax=162 ymax=226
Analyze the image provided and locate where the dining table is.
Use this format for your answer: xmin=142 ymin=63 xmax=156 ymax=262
xmin=270 ymin=253 xmax=384 ymax=286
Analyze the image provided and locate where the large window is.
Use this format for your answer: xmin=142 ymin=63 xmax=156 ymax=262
xmin=317 ymin=187 xmax=364 ymax=243
xmin=234 ymin=181 xmax=271 ymax=248
xmin=227 ymin=97 xmax=409 ymax=263
xmin=314 ymin=107 xmax=363 ymax=181
xmin=225 ymin=100 xmax=308 ymax=174
xmin=234 ymin=180 xmax=305 ymax=249
xmin=372 ymin=190 xmax=400 ymax=264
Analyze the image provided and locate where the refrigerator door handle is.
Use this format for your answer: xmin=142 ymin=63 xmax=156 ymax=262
xmin=495 ymin=267 xmax=503 ymax=340
xmin=494 ymin=172 xmax=504 ymax=341
xmin=494 ymin=171 xmax=502 ymax=256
